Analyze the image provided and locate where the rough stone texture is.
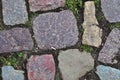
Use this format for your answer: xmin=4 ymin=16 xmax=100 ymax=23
xmin=29 ymin=0 xmax=66 ymax=12
xmin=0 ymin=28 xmax=33 ymax=53
xmin=2 ymin=66 xmax=24 ymax=80
xmin=82 ymin=1 xmax=102 ymax=47
xmin=98 ymin=28 xmax=120 ymax=64
xmin=27 ymin=54 xmax=55 ymax=80
xmin=58 ymin=49 xmax=94 ymax=80
xmin=96 ymin=65 xmax=120 ymax=80
xmin=101 ymin=0 xmax=120 ymax=23
xmin=33 ymin=10 xmax=79 ymax=50
xmin=2 ymin=0 xmax=28 ymax=25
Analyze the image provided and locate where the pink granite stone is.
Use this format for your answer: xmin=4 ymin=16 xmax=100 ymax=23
xmin=27 ymin=54 xmax=55 ymax=80
xmin=28 ymin=0 xmax=66 ymax=12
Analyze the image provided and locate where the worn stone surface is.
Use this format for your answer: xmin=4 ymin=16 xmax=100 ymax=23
xmin=27 ymin=54 xmax=55 ymax=80
xmin=29 ymin=0 xmax=65 ymax=12
xmin=2 ymin=66 xmax=24 ymax=80
xmin=33 ymin=10 xmax=79 ymax=50
xmin=96 ymin=65 xmax=120 ymax=80
xmin=2 ymin=0 xmax=28 ymax=25
xmin=101 ymin=0 xmax=120 ymax=23
xmin=0 ymin=28 xmax=33 ymax=53
xmin=98 ymin=28 xmax=120 ymax=64
xmin=82 ymin=1 xmax=102 ymax=47
xmin=58 ymin=49 xmax=94 ymax=80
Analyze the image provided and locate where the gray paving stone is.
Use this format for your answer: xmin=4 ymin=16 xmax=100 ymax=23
xmin=96 ymin=65 xmax=120 ymax=80
xmin=2 ymin=66 xmax=24 ymax=80
xmin=0 ymin=28 xmax=33 ymax=53
xmin=98 ymin=28 xmax=120 ymax=64
xmin=58 ymin=49 xmax=94 ymax=80
xmin=82 ymin=1 xmax=102 ymax=47
xmin=2 ymin=0 xmax=28 ymax=25
xmin=27 ymin=54 xmax=55 ymax=80
xmin=33 ymin=10 xmax=79 ymax=50
xmin=101 ymin=0 xmax=120 ymax=22
xmin=28 ymin=0 xmax=66 ymax=12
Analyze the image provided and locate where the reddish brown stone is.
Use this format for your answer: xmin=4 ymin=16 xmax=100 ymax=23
xmin=28 ymin=0 xmax=66 ymax=12
xmin=27 ymin=54 xmax=55 ymax=80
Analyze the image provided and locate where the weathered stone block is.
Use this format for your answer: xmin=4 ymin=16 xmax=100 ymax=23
xmin=98 ymin=28 xmax=120 ymax=64
xmin=82 ymin=1 xmax=102 ymax=47
xmin=33 ymin=10 xmax=79 ymax=50
xmin=27 ymin=54 xmax=55 ymax=80
xmin=28 ymin=0 xmax=66 ymax=12
xmin=101 ymin=0 xmax=120 ymax=22
xmin=58 ymin=49 xmax=94 ymax=80
xmin=0 ymin=28 xmax=33 ymax=53
xmin=2 ymin=0 xmax=28 ymax=25
xmin=2 ymin=66 xmax=24 ymax=80
xmin=96 ymin=65 xmax=120 ymax=80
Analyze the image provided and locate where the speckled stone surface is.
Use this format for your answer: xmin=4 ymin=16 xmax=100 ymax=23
xmin=28 ymin=0 xmax=66 ymax=12
xmin=27 ymin=54 xmax=55 ymax=80
xmin=101 ymin=0 xmax=120 ymax=23
xmin=2 ymin=0 xmax=28 ymax=25
xmin=2 ymin=66 xmax=24 ymax=80
xmin=0 ymin=28 xmax=33 ymax=53
xmin=33 ymin=10 xmax=79 ymax=50
xmin=96 ymin=65 xmax=120 ymax=80
xmin=82 ymin=1 xmax=102 ymax=47
xmin=58 ymin=49 xmax=94 ymax=80
xmin=98 ymin=28 xmax=120 ymax=64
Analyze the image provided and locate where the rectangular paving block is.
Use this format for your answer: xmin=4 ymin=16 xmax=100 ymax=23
xmin=0 ymin=28 xmax=33 ymax=53
xmin=2 ymin=0 xmax=28 ymax=25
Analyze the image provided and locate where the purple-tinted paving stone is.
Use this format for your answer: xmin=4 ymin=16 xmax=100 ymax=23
xmin=2 ymin=66 xmax=24 ymax=80
xmin=0 ymin=28 xmax=33 ymax=53
xmin=27 ymin=54 xmax=55 ymax=80
xmin=98 ymin=28 xmax=120 ymax=64
xmin=101 ymin=0 xmax=120 ymax=23
xmin=2 ymin=0 xmax=28 ymax=25
xmin=33 ymin=10 xmax=79 ymax=50
xmin=28 ymin=0 xmax=66 ymax=12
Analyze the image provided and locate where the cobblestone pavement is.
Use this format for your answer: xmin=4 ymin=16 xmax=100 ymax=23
xmin=0 ymin=0 xmax=120 ymax=80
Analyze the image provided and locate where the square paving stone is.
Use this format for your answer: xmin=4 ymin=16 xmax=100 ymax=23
xmin=2 ymin=0 xmax=28 ymax=25
xmin=0 ymin=28 xmax=33 ymax=53
xmin=33 ymin=10 xmax=79 ymax=50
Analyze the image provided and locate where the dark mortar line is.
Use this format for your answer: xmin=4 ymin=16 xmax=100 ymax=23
xmin=29 ymin=7 xmax=65 ymax=15
xmin=97 ymin=61 xmax=120 ymax=70
xmin=25 ymin=0 xmax=30 ymax=21
xmin=55 ymin=68 xmax=63 ymax=80
xmin=0 ymin=0 xmax=4 ymax=30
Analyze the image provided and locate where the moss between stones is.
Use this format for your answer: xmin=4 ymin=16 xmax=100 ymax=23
xmin=109 ymin=23 xmax=120 ymax=30
xmin=66 ymin=0 xmax=82 ymax=15
xmin=80 ymin=45 xmax=93 ymax=53
xmin=0 ymin=52 xmax=24 ymax=69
